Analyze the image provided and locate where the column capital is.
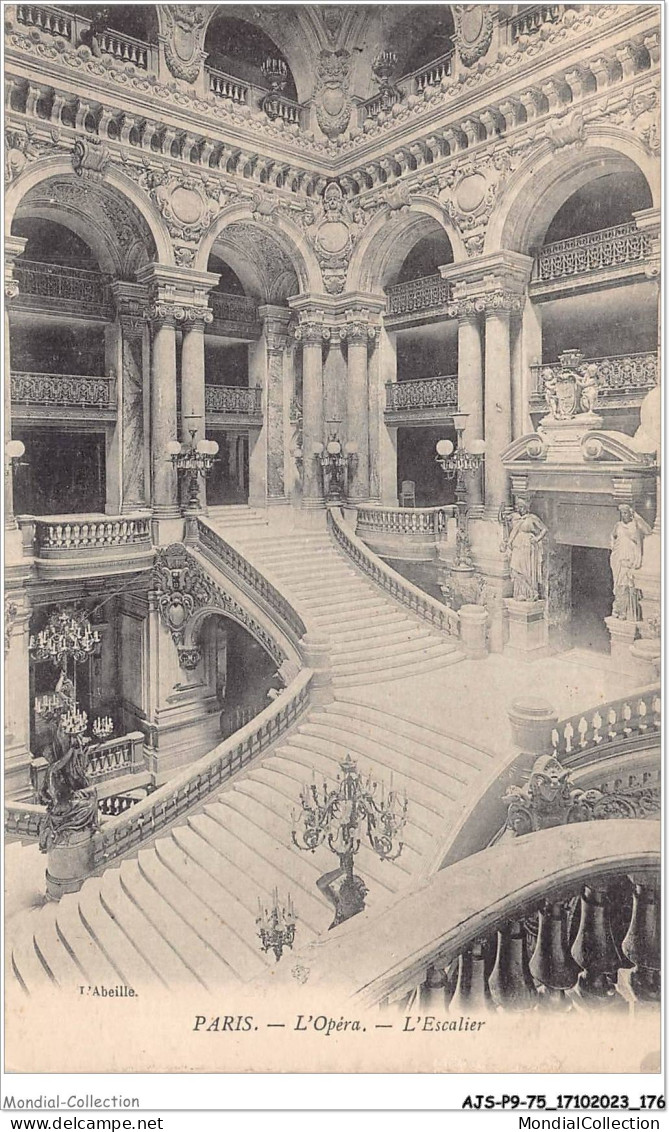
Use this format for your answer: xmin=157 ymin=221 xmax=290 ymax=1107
xmin=259 ymin=305 xmax=292 ymax=352
xmin=5 ymin=235 xmax=27 ymax=299
xmin=341 ymin=316 xmax=377 ymax=346
xmin=111 ymin=280 xmax=149 ymax=336
xmin=136 ymin=263 xmax=217 ymax=327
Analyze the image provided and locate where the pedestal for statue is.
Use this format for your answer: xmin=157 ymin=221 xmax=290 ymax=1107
xmin=45 ymin=829 xmax=96 ymax=901
xmin=504 ymin=598 xmax=550 ymax=659
xmin=604 ymin=615 xmax=639 ymax=675
xmin=629 ymin=638 xmax=661 ymax=684
xmin=459 ymin=604 xmax=488 ymax=658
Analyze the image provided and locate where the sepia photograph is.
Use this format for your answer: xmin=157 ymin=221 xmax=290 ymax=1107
xmin=2 ymin=0 xmax=662 ymax=1081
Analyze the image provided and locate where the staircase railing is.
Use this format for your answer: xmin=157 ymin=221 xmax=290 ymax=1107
xmin=292 ymin=820 xmax=659 ymax=1010
xmin=356 ymin=504 xmax=454 ymax=537
xmin=327 ymin=506 xmax=459 ymax=636
xmin=552 ymin=685 xmax=660 ymax=764
xmin=91 ymin=669 xmax=312 ymax=869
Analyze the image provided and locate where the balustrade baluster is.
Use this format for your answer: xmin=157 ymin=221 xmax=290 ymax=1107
xmin=622 ymin=881 xmax=661 ymax=1003
xmin=450 ymin=940 xmax=491 ymax=1012
xmin=563 ymin=721 xmax=574 ymax=754
xmin=418 ymin=964 xmax=450 ymax=1010
xmin=489 ymin=919 xmax=537 ymax=1010
xmin=592 ymin=711 xmax=603 ymax=744
xmin=530 ymin=901 xmax=580 ymax=1008
xmin=577 ymin=717 xmax=589 ymax=750
xmin=571 ymin=885 xmax=624 ymax=1004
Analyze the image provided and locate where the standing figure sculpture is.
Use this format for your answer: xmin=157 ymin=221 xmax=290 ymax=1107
xmin=502 ymin=500 xmax=548 ymax=601
xmin=610 ymin=505 xmax=652 ymax=620
xmin=38 ymin=717 xmax=98 ymax=853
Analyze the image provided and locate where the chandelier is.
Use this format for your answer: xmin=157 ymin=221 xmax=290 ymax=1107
xmin=30 ymin=608 xmax=101 ymax=668
xmin=435 ymin=411 xmax=486 ymax=483
xmin=292 ymin=754 xmax=408 ymax=916
xmin=261 ymin=56 xmax=288 ymax=91
xmin=372 ymin=49 xmax=401 ymax=111
xmin=256 ymin=889 xmax=296 ymax=961
xmin=167 ymin=428 xmax=219 ymax=510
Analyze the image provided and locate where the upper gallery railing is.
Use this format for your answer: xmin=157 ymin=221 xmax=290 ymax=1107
xmin=11 ymin=372 xmax=115 ymax=410
xmin=356 ymin=505 xmax=453 ymax=537
xmin=385 ymin=375 xmax=458 ymax=413
xmin=209 ymin=292 xmax=259 ymax=324
xmin=206 ymin=66 xmax=307 ymax=128
xmin=358 ymin=51 xmax=455 ymax=120
xmin=386 ymin=274 xmax=453 ymax=318
xmin=95 ymin=29 xmax=148 ymax=69
xmin=15 ymin=3 xmax=72 ymax=38
xmin=508 ymin=4 xmax=563 ymax=40
xmin=15 ymin=5 xmax=152 ymax=68
xmin=204 ymin=385 xmax=262 ymax=415
xmin=413 ymin=50 xmax=455 ymax=92
xmin=327 ymin=506 xmax=460 ymax=637
xmin=32 ymin=514 xmax=152 ymax=553
xmin=532 ymin=223 xmax=654 ymax=283
xmin=531 ymin=352 xmax=659 ymax=400
xmin=12 ymin=260 xmax=113 ymax=314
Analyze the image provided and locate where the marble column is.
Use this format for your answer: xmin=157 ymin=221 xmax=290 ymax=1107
xmin=374 ymin=325 xmax=398 ymax=505
xmin=297 ymin=318 xmax=325 ymax=507
xmin=260 ymin=306 xmax=292 ymax=506
xmin=457 ymin=312 xmax=484 ymax=512
xmin=515 ymin=299 xmax=542 ymax=437
xmin=112 ymin=282 xmax=149 ymax=513
xmin=484 ymin=296 xmax=521 ymax=515
xmin=344 ymin=315 xmax=374 ymax=503
xmin=4 ymin=593 xmax=32 ymax=798
xmin=4 ymin=236 xmax=27 ymax=552
xmin=148 ymin=308 xmax=180 ymax=520
xmin=181 ymin=308 xmax=213 ymax=511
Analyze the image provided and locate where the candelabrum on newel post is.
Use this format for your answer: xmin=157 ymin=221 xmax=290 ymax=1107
xmin=167 ymin=428 xmax=219 ymax=512
xmin=292 ymin=754 xmax=408 ymax=929
xmin=436 ymin=411 xmax=485 ymax=569
xmin=256 ymin=889 xmax=297 ymax=961
xmin=312 ymin=434 xmax=358 ymax=502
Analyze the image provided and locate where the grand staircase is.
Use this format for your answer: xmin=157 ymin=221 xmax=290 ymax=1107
xmin=10 ymin=512 xmax=501 ymax=995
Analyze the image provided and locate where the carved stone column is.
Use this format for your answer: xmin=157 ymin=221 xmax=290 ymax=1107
xmin=4 ymin=592 xmax=32 ymax=798
xmin=111 ymin=282 xmax=150 ymax=513
xmin=4 ymin=236 xmax=27 ymax=544
xmin=484 ymin=292 xmax=523 ymax=515
xmin=343 ymin=312 xmax=376 ymax=503
xmin=260 ymin=305 xmax=292 ymax=506
xmin=181 ymin=304 xmax=214 ymax=511
xmin=295 ymin=315 xmax=326 ymax=508
xmin=374 ymin=324 xmax=398 ymax=506
xmin=457 ymin=310 xmax=484 ymax=512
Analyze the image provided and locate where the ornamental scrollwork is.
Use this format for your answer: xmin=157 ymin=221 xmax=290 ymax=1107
xmin=300 ymin=181 xmax=369 ymax=294
xmin=503 ymin=755 xmax=593 ymax=836
xmin=162 ymin=5 xmax=208 ymax=85
xmin=453 ymin=5 xmax=495 ymax=68
xmin=72 ymin=137 xmax=110 ymax=180
xmin=314 ymin=49 xmax=353 ymax=139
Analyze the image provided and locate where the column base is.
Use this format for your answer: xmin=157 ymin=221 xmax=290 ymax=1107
xmin=605 ymin=615 xmax=639 ymax=675
xmin=267 ymin=495 xmax=291 ymax=507
xmin=301 ymin=495 xmax=326 ymax=511
xmin=504 ymin=598 xmax=551 ymax=660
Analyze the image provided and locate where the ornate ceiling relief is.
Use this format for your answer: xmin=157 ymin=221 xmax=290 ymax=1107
xmin=415 ymin=146 xmax=520 ymax=257
xmin=121 ymin=161 xmax=230 ymax=268
xmin=299 ymin=181 xmax=369 ymax=294
xmin=314 ymin=50 xmax=352 ymax=139
xmin=162 ymin=5 xmax=208 ymax=84
xmin=453 ymin=5 xmax=495 ymax=68
xmin=602 ymin=82 xmax=661 ymax=155
xmin=217 ymin=222 xmax=299 ymax=302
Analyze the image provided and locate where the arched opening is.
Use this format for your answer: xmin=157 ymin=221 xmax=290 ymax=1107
xmin=383 ymin=223 xmax=457 ymax=511
xmin=204 ymin=14 xmax=298 ymax=102
xmin=200 ymin=613 xmax=283 ymax=739
xmin=8 ymin=177 xmax=158 ymax=517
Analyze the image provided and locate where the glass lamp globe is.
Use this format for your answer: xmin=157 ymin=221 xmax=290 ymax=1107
xmin=344 ymin=441 xmax=358 ymax=456
xmin=166 ymin=440 xmax=182 ymax=456
xmin=312 ymin=442 xmax=324 ymax=455
xmin=326 ymin=440 xmax=342 ymax=455
xmin=436 ymin=438 xmax=454 ymax=457
xmin=467 ymin=439 xmax=486 ymax=456
xmin=6 ymin=440 xmax=25 ymax=459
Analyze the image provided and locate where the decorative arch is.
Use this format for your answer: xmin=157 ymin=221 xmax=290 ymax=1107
xmin=182 ymin=605 xmax=285 ymax=670
xmin=197 ymin=203 xmax=322 ymax=298
xmin=6 ymin=157 xmax=174 ymax=272
xmin=486 ymin=132 xmax=659 ymax=257
xmin=347 ymin=198 xmax=467 ymax=293
xmin=201 ymin=5 xmax=319 ymax=105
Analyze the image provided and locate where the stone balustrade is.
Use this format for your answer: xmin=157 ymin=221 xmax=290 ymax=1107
xmin=531 ymin=352 xmax=659 ymax=403
xmin=532 ymin=222 xmax=654 ymax=283
xmin=87 ymin=731 xmax=145 ymax=782
xmin=328 ymin=506 xmax=460 ymax=635
xmin=413 ymin=50 xmax=454 ymax=92
xmin=386 ymin=273 xmax=453 ymax=318
xmin=509 ymin=3 xmax=563 ymax=40
xmin=207 ymin=67 xmax=306 ymax=127
xmin=385 ymin=375 xmax=458 ymax=413
xmin=206 ymin=66 xmax=249 ymax=104
xmin=91 ymin=670 xmax=313 ymax=870
xmin=204 ymin=385 xmax=262 ymax=416
xmin=11 ymin=372 xmax=115 ymax=410
xmin=96 ymin=29 xmax=148 ymax=69
xmin=196 ymin=519 xmax=307 ymax=643
xmin=4 ymin=801 xmax=43 ymax=840
xmin=16 ymin=3 xmax=72 ymax=38
xmin=357 ymin=504 xmax=452 ymax=537
xmin=33 ymin=514 xmax=151 ymax=553
xmin=12 ymin=260 xmax=113 ymax=314
xmin=551 ymin=685 xmax=661 ymax=763
xmin=288 ymin=820 xmax=659 ymax=1012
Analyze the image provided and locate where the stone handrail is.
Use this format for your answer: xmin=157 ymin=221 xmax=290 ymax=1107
xmin=551 ymin=684 xmax=661 ymax=763
xmin=385 ymin=273 xmax=452 ymax=317
xmin=91 ymin=669 xmax=313 ymax=869
xmin=509 ymin=3 xmax=563 ymax=40
xmin=204 ymin=385 xmax=262 ymax=415
xmin=533 ymin=222 xmax=654 ymax=282
xmin=327 ymin=506 xmax=459 ymax=636
xmin=5 ymin=801 xmax=43 ymax=840
xmin=385 ymin=375 xmax=458 ymax=412
xmin=29 ymin=514 xmax=151 ymax=553
xmin=196 ymin=518 xmax=307 ymax=642
xmin=356 ymin=504 xmax=455 ymax=537
xmin=288 ymin=820 xmax=659 ymax=1007
xmin=11 ymin=372 xmax=115 ymax=409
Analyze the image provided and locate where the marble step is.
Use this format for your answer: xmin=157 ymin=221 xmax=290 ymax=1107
xmin=77 ymin=876 xmax=167 ymax=990
xmin=326 ymin=611 xmax=412 ymax=640
xmin=332 ymin=647 xmax=465 ymax=687
xmin=329 ymin=636 xmax=455 ymax=673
